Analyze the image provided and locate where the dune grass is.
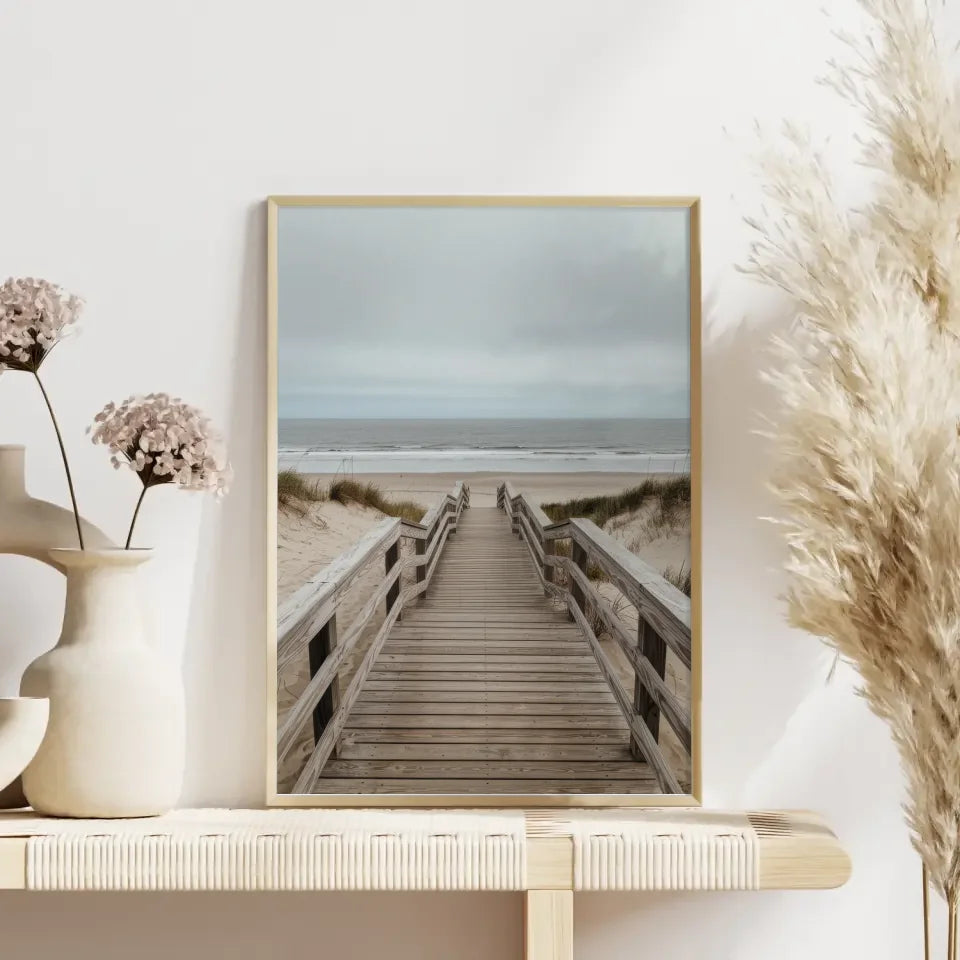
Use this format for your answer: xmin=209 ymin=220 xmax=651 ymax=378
xmin=328 ymin=479 xmax=427 ymax=523
xmin=277 ymin=469 xmax=327 ymax=514
xmin=278 ymin=471 xmax=426 ymax=523
xmin=542 ymin=475 xmax=691 ymax=533
xmin=662 ymin=564 xmax=692 ymax=598
xmin=544 ymin=476 xmax=692 ymax=590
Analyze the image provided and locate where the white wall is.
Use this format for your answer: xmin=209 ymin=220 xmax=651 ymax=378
xmin=0 ymin=0 xmax=937 ymax=956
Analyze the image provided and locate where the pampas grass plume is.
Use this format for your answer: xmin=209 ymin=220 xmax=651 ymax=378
xmin=747 ymin=0 xmax=960 ymax=909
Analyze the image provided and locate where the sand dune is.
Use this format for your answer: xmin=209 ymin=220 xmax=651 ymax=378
xmin=304 ymin=470 xmax=666 ymax=510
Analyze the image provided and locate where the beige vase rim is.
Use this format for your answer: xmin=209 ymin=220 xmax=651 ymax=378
xmin=48 ymin=547 xmax=153 ymax=567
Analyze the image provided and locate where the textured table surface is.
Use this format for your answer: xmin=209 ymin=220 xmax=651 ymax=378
xmin=0 ymin=808 xmax=850 ymax=892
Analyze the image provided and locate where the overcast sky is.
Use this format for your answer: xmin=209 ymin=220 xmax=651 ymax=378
xmin=278 ymin=204 xmax=690 ymax=420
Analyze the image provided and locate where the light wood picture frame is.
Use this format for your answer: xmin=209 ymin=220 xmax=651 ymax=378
xmin=266 ymin=196 xmax=701 ymax=807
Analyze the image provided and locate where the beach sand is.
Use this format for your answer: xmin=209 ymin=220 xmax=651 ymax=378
xmin=303 ymin=471 xmax=691 ymax=576
xmin=277 ymin=471 xmax=692 ymax=793
xmin=304 ymin=470 xmax=663 ymax=509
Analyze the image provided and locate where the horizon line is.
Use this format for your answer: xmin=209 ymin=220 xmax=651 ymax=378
xmin=277 ymin=415 xmax=691 ymax=422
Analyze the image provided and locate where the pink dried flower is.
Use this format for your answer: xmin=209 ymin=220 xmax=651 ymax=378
xmin=90 ymin=394 xmax=231 ymax=548
xmin=0 ymin=277 xmax=82 ymax=372
xmin=90 ymin=393 xmax=231 ymax=494
xmin=0 ymin=277 xmax=86 ymax=546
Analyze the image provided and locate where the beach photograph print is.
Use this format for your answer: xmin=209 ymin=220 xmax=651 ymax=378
xmin=269 ymin=197 xmax=699 ymax=802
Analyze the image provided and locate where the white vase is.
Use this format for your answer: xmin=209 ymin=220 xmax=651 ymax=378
xmin=20 ymin=549 xmax=185 ymax=818
xmin=0 ymin=444 xmax=116 ymax=809
xmin=0 ymin=445 xmax=114 ymax=568
xmin=0 ymin=698 xmax=49 ymax=795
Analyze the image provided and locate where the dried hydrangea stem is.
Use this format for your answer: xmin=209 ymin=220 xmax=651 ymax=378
xmin=32 ymin=371 xmax=84 ymax=550
xmin=124 ymin=485 xmax=149 ymax=549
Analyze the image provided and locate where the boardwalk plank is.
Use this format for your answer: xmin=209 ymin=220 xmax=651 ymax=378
xmin=312 ymin=778 xmax=657 ymax=794
xmin=384 ymin=643 xmax=586 ymax=655
xmin=339 ymin=743 xmax=634 ymax=761
xmin=356 ymin=690 xmax=616 ymax=704
xmin=342 ymin=729 xmax=630 ymax=745
xmin=362 ymin=680 xmax=611 ymax=693
xmin=367 ymin=670 xmax=604 ymax=682
xmin=321 ymin=759 xmax=653 ymax=779
xmin=346 ymin=715 xmax=627 ymax=729
xmin=350 ymin=702 xmax=622 ymax=716
xmin=375 ymin=655 xmax=597 ymax=667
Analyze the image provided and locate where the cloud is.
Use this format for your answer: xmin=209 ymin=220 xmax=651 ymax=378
xmin=278 ymin=203 xmax=691 ymax=419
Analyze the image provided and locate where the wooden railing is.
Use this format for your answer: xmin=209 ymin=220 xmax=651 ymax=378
xmin=278 ymin=481 xmax=470 ymax=793
xmin=496 ymin=481 xmax=691 ymax=794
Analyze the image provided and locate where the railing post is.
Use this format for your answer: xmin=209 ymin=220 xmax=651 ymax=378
xmin=385 ymin=540 xmax=400 ymax=620
xmin=512 ymin=500 xmax=520 ymax=537
xmin=415 ymin=537 xmax=426 ymax=596
xmin=308 ymin=614 xmax=340 ymax=755
xmin=569 ymin=541 xmax=587 ymax=621
xmin=542 ymin=538 xmax=555 ymax=596
xmin=632 ymin=618 xmax=667 ymax=761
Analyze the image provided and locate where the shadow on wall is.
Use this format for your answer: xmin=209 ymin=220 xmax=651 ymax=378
xmin=181 ymin=203 xmax=268 ymax=807
xmin=699 ymin=286 xmax=836 ymax=805
xmin=690 ymin=286 xmax=919 ymax=959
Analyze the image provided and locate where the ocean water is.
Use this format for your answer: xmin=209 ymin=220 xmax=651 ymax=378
xmin=278 ymin=418 xmax=691 ymax=474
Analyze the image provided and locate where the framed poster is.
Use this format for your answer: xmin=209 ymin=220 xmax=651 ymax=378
xmin=267 ymin=197 xmax=701 ymax=806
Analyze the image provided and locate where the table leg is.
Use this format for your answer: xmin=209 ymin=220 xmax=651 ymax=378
xmin=524 ymin=890 xmax=573 ymax=960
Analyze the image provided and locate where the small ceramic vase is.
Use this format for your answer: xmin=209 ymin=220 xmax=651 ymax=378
xmin=0 ymin=697 xmax=49 ymax=798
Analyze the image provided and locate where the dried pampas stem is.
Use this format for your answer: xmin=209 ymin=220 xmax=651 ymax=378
xmin=746 ymin=0 xmax=960 ymax=953
xmin=949 ymin=897 xmax=957 ymax=960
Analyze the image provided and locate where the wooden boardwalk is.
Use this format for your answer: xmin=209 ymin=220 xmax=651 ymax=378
xmin=314 ymin=507 xmax=655 ymax=794
xmin=278 ymin=481 xmax=692 ymax=797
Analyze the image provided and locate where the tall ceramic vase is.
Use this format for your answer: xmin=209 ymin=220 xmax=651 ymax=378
xmin=20 ymin=549 xmax=185 ymax=818
xmin=0 ymin=444 xmax=112 ymax=564
xmin=0 ymin=444 xmax=113 ymax=809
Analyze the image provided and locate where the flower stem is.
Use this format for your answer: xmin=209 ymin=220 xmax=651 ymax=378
xmin=32 ymin=370 xmax=84 ymax=550
xmin=125 ymin=485 xmax=149 ymax=549
xmin=923 ymin=863 xmax=930 ymax=960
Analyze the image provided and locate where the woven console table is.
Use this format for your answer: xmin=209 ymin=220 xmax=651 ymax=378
xmin=0 ymin=808 xmax=850 ymax=959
